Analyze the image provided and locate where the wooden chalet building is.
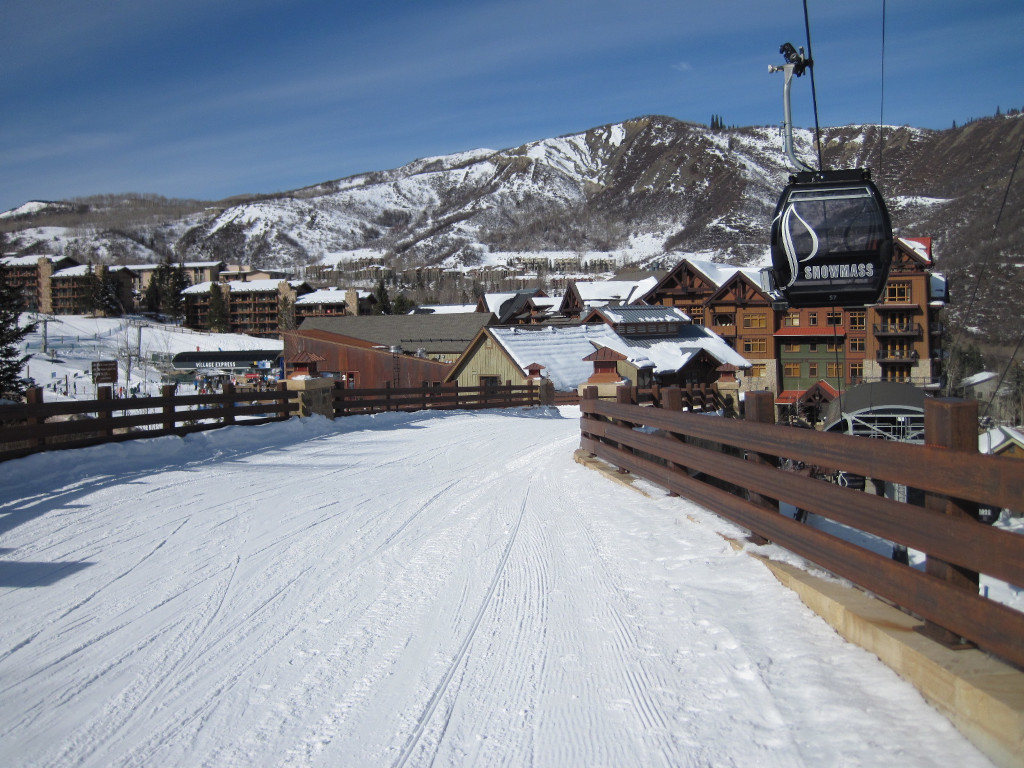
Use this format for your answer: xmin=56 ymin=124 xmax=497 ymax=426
xmin=557 ymin=277 xmax=659 ymax=318
xmin=644 ymin=241 xmax=947 ymax=418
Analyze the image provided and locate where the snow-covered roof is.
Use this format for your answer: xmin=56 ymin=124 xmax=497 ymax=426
xmin=898 ymin=237 xmax=933 ymax=263
xmin=410 ymin=304 xmax=478 ymax=314
xmin=123 ymin=261 xmax=224 ymax=271
xmin=295 ymin=287 xmax=371 ymax=305
xmin=574 ymin=277 xmax=658 ymax=305
xmin=183 ymin=279 xmax=303 ymax=294
xmin=592 ymin=306 xmax=690 ymax=324
xmin=682 ymin=257 xmax=763 ymax=290
xmin=480 ymin=291 xmax=525 ymax=315
xmin=604 ymin=325 xmax=752 ymax=374
xmin=979 ymin=425 xmax=1024 ymax=455
xmin=487 ymin=321 xmax=749 ymax=391
xmin=489 ymin=325 xmax=634 ymax=391
xmin=52 ymin=265 xmax=93 ymax=278
xmin=1 ymin=253 xmax=61 ymax=266
xmin=958 ymin=371 xmax=997 ymax=389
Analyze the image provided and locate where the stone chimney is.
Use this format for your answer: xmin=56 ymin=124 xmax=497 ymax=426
xmin=345 ymin=288 xmax=360 ymax=316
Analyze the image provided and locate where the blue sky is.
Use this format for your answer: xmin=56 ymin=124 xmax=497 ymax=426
xmin=2 ymin=0 xmax=1021 ymax=214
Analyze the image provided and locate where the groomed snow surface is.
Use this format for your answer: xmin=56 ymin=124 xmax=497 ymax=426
xmin=0 ymin=407 xmax=992 ymax=767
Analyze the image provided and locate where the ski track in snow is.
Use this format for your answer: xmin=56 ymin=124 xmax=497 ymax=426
xmin=0 ymin=408 xmax=995 ymax=767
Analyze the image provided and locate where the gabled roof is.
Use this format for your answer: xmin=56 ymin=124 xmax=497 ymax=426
xmin=451 ymin=321 xmax=748 ymax=391
xmin=300 ymin=312 xmax=493 ymax=354
xmin=484 ymin=324 xmax=635 ymax=390
xmin=646 ymin=257 xmax=761 ymax=302
xmin=705 ymin=270 xmax=772 ymax=306
xmin=979 ymin=426 xmax=1024 ymax=455
xmin=572 ymin=277 xmax=658 ymax=304
xmin=583 ymin=305 xmax=690 ymax=325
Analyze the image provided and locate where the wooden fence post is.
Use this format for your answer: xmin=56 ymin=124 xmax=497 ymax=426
xmin=97 ymin=385 xmax=114 ymax=437
xmin=161 ymin=384 xmax=176 ymax=432
xmin=614 ymin=386 xmax=633 ymax=473
xmin=333 ymin=381 xmax=345 ymax=418
xmin=581 ymin=385 xmax=598 ymax=454
xmin=223 ymin=381 xmax=236 ymax=425
xmin=279 ymin=381 xmax=291 ymax=420
xmin=921 ymin=397 xmax=980 ymax=647
xmin=663 ymin=386 xmax=684 ymax=496
xmin=26 ymin=387 xmax=45 ymax=450
xmin=743 ymin=391 xmax=778 ymax=544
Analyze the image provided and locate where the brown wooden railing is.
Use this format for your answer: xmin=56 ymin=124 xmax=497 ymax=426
xmin=332 ymin=380 xmax=552 ymax=416
xmin=0 ymin=380 xmax=558 ymax=462
xmin=0 ymin=383 xmax=297 ymax=462
xmin=580 ymin=387 xmax=1024 ymax=668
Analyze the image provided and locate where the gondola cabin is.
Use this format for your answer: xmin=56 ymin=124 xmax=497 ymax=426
xmin=767 ymin=168 xmax=893 ymax=308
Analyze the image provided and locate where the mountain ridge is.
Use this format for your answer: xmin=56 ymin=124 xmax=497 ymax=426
xmin=2 ymin=113 xmax=1022 ymax=343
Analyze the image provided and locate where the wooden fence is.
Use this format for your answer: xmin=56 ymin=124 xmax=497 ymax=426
xmin=0 ymin=380 xmax=557 ymax=462
xmin=0 ymin=383 xmax=297 ymax=462
xmin=580 ymin=386 xmax=1024 ymax=669
xmin=332 ymin=380 xmax=552 ymax=416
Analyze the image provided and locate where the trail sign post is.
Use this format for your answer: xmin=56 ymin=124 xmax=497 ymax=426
xmin=91 ymin=360 xmax=118 ymax=385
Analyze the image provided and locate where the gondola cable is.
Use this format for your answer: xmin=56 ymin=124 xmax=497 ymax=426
xmin=801 ymin=0 xmax=824 ymax=171
xmin=878 ymin=0 xmax=887 ymax=186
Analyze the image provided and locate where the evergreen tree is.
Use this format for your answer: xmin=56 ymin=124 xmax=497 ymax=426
xmin=92 ymin=267 xmax=124 ymax=317
xmin=277 ymin=294 xmax=296 ymax=332
xmin=374 ymin=278 xmax=392 ymax=315
xmin=207 ymin=282 xmax=229 ymax=332
xmin=0 ymin=260 xmax=37 ymax=399
xmin=392 ymin=293 xmax=416 ymax=315
xmin=163 ymin=262 xmax=190 ymax=320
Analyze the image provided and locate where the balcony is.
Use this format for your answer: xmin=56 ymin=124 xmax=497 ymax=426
xmin=876 ymin=349 xmax=920 ymax=364
xmin=873 ymin=323 xmax=922 ymax=337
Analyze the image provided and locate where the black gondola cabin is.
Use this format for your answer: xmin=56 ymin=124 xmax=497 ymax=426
xmin=768 ymin=168 xmax=893 ymax=308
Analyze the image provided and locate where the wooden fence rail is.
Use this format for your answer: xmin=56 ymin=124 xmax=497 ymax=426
xmin=332 ymin=380 xmax=552 ymax=417
xmin=0 ymin=380 xmax=557 ymax=462
xmin=0 ymin=383 xmax=297 ymax=462
xmin=580 ymin=386 xmax=1024 ymax=669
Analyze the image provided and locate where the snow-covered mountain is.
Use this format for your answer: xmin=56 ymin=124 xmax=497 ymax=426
xmin=3 ymin=113 xmax=1022 ymax=339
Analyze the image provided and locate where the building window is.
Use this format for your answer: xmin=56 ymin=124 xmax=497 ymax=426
xmin=827 ymin=362 xmax=842 ymax=378
xmin=849 ymin=338 xmax=865 ymax=352
xmin=885 ymin=281 xmax=912 ymax=303
xmin=826 ymin=311 xmax=842 ymax=326
xmin=848 ymin=311 xmax=866 ymax=330
xmin=850 ymin=362 xmax=863 ymax=379
xmin=784 ymin=363 xmax=801 ymax=378
xmin=689 ymin=307 xmax=704 ymax=325
xmin=826 ymin=342 xmax=843 ymax=353
xmin=782 ymin=343 xmax=801 ymax=352
xmin=744 ymin=338 xmax=767 ymax=354
xmin=749 ymin=364 xmax=766 ymax=378
xmin=808 ymin=363 xmax=818 ymax=377
xmin=783 ymin=313 xmax=801 ymax=327
xmin=743 ymin=313 xmax=767 ymax=329
xmin=808 ymin=312 xmax=818 ymax=326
